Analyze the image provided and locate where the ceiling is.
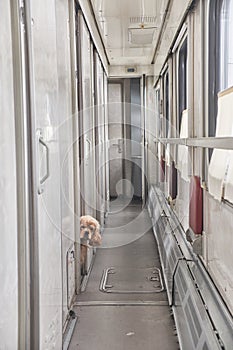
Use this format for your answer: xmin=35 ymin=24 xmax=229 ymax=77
xmin=90 ymin=0 xmax=168 ymax=66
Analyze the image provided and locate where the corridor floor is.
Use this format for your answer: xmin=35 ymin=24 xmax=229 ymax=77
xmin=68 ymin=199 xmax=179 ymax=350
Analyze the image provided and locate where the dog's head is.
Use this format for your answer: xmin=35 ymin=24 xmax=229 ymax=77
xmin=80 ymin=215 xmax=101 ymax=246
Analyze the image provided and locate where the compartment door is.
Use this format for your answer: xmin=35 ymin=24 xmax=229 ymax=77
xmin=30 ymin=1 xmax=63 ymax=348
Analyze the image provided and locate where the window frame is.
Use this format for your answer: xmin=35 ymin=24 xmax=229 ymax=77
xmin=155 ymin=86 xmax=161 ymax=140
xmin=208 ymin=0 xmax=223 ymax=138
xmin=163 ymin=70 xmax=170 ymax=138
xmin=177 ymin=37 xmax=188 ymax=133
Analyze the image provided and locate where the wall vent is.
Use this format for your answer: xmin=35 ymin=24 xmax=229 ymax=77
xmin=128 ymin=27 xmax=155 ymax=45
xmin=130 ymin=16 xmax=157 ymax=24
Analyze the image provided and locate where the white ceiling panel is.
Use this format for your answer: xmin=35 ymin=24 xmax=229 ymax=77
xmin=88 ymin=0 xmax=193 ymax=71
xmin=91 ymin=0 xmax=167 ymax=66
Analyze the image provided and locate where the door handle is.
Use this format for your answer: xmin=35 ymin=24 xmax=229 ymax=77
xmin=37 ymin=129 xmax=50 ymax=194
xmin=84 ymin=137 xmax=91 ymax=162
xmin=86 ymin=138 xmax=91 ymax=153
xmin=112 ymin=139 xmax=123 ymax=153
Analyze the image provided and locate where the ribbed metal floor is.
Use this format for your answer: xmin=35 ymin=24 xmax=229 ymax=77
xmin=68 ymin=199 xmax=179 ymax=350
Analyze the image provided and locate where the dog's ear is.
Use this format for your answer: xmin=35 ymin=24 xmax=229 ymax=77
xmin=91 ymin=221 xmax=101 ymax=246
xmin=91 ymin=232 xmax=101 ymax=246
xmin=95 ymin=222 xmax=100 ymax=235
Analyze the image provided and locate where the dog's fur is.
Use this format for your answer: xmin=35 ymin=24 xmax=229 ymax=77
xmin=80 ymin=215 xmax=101 ymax=275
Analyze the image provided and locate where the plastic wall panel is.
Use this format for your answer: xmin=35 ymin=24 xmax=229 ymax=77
xmin=204 ymin=191 xmax=233 ymax=314
xmin=0 ymin=1 xmax=18 ymax=348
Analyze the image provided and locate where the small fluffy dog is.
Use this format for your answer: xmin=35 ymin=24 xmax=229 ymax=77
xmin=80 ymin=215 xmax=101 ymax=275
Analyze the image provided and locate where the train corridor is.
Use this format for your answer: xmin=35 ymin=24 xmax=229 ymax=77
xmin=68 ymin=199 xmax=178 ymax=350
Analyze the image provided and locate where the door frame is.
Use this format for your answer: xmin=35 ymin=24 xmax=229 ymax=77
xmin=108 ymin=79 xmax=125 ymax=199
xmin=141 ymin=75 xmax=147 ymax=205
xmin=12 ymin=1 xmax=40 ymax=348
xmin=68 ymin=0 xmax=81 ymax=294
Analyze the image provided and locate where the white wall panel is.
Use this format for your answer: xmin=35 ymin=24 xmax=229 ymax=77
xmin=204 ymin=192 xmax=233 ymax=314
xmin=78 ymin=0 xmax=108 ymax=73
xmin=0 ymin=1 xmax=18 ymax=348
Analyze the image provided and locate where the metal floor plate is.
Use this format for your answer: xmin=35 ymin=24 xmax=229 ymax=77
xmin=69 ymin=305 xmax=179 ymax=350
xmin=100 ymin=266 xmax=164 ymax=294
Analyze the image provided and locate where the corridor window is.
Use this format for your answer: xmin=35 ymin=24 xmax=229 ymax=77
xmin=164 ymin=72 xmax=169 ymax=138
xmin=209 ymin=0 xmax=233 ymax=137
xmin=208 ymin=0 xmax=233 ymax=202
xmin=220 ymin=0 xmax=233 ymax=91
xmin=155 ymin=88 xmax=161 ymax=139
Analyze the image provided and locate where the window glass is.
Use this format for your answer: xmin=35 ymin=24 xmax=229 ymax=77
xmin=208 ymin=0 xmax=233 ymax=139
xmin=220 ymin=0 xmax=233 ymax=91
xmin=178 ymin=39 xmax=187 ymax=131
xmin=155 ymin=89 xmax=160 ymax=138
xmin=164 ymin=73 xmax=169 ymax=137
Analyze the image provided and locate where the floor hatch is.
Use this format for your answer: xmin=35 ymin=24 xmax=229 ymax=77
xmin=100 ymin=266 xmax=164 ymax=294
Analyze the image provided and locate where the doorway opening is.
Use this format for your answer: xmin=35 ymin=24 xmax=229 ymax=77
xmin=108 ymin=78 xmax=143 ymax=204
